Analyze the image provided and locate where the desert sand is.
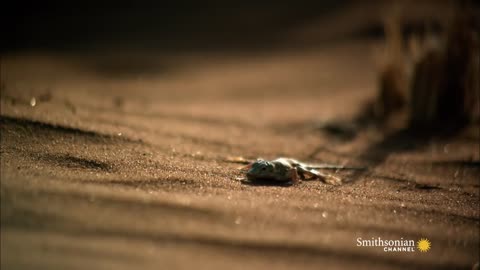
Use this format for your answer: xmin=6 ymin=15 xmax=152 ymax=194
xmin=1 ymin=39 xmax=479 ymax=269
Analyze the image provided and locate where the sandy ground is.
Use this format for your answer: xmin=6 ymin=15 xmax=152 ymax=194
xmin=1 ymin=40 xmax=479 ymax=269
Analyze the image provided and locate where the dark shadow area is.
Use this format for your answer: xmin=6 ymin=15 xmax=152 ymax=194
xmin=38 ymin=153 xmax=115 ymax=172
xmin=1 ymin=1 xmax=349 ymax=53
xmin=344 ymin=124 xmax=479 ymax=184
xmin=4 ymin=0 xmax=475 ymax=54
xmin=78 ymin=177 xmax=204 ymax=190
xmin=429 ymin=160 xmax=480 ymax=168
xmin=342 ymin=129 xmax=434 ymax=183
xmin=0 ymin=116 xmax=136 ymax=143
xmin=240 ymin=179 xmax=293 ymax=187
xmin=372 ymin=174 xmax=442 ymax=190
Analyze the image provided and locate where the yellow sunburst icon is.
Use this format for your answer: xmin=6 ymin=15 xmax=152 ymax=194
xmin=417 ymin=238 xmax=431 ymax=252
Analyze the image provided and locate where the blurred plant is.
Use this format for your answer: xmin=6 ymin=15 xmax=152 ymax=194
xmin=374 ymin=1 xmax=479 ymax=132
xmin=375 ymin=7 xmax=410 ymax=124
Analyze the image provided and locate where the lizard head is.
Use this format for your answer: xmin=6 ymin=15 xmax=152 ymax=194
xmin=246 ymin=159 xmax=276 ymax=180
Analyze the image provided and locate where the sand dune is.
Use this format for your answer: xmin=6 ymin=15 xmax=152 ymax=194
xmin=1 ymin=40 xmax=479 ymax=269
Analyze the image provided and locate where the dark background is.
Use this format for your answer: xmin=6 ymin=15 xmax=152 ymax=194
xmin=2 ymin=1 xmax=354 ymax=52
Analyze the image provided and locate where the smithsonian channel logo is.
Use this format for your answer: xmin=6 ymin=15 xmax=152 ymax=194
xmin=357 ymin=237 xmax=431 ymax=252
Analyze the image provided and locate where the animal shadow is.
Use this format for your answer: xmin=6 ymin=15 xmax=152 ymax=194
xmin=240 ymin=179 xmax=294 ymax=187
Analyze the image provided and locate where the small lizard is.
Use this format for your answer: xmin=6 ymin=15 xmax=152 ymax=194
xmin=232 ymin=157 xmax=365 ymax=185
